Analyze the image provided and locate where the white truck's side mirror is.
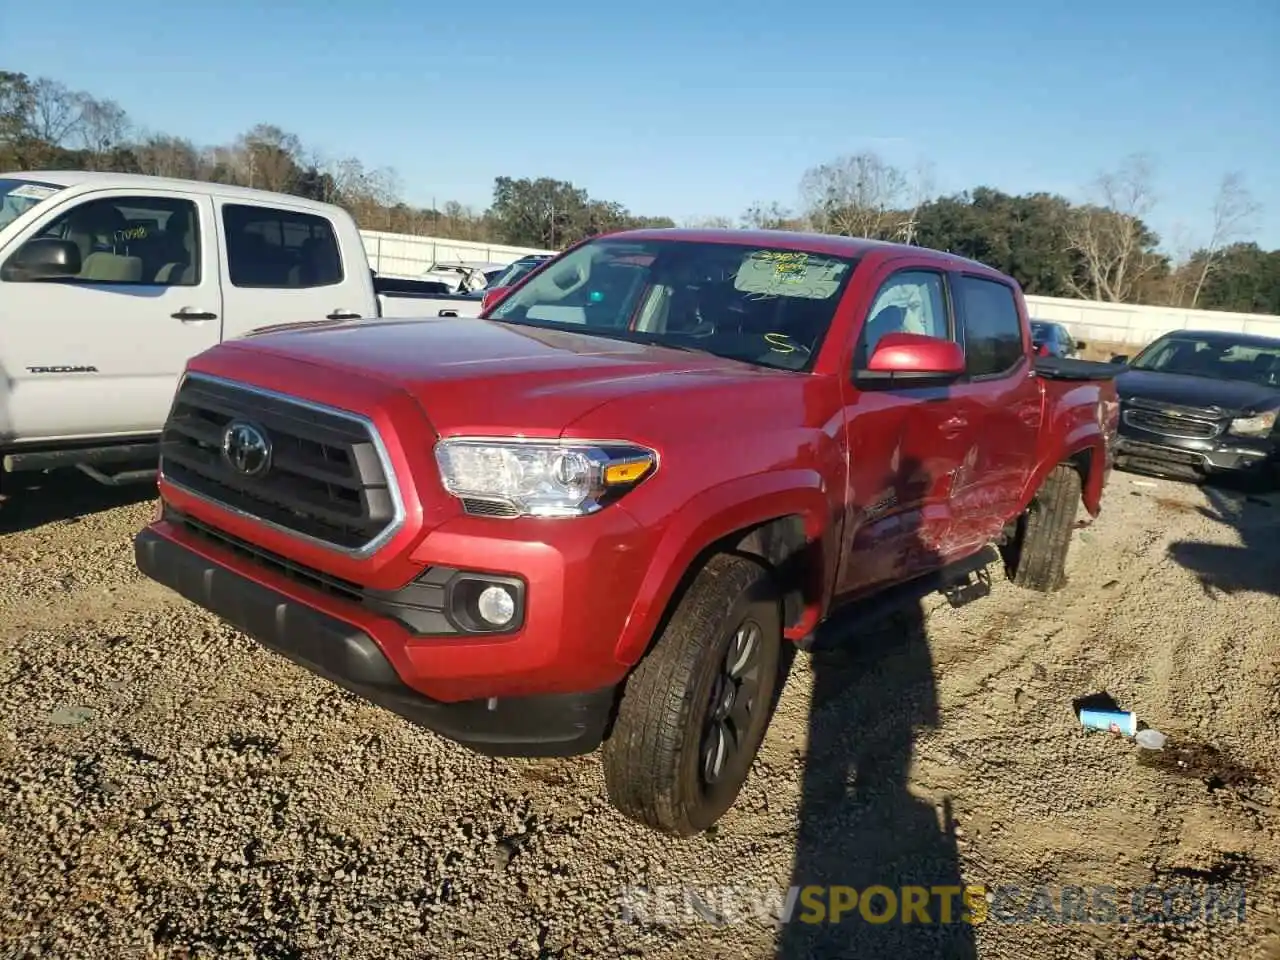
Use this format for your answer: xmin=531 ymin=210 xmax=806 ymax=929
xmin=2 ymin=238 xmax=82 ymax=281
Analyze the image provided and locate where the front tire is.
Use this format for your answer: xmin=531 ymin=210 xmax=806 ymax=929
xmin=602 ymin=553 xmax=782 ymax=836
xmin=1005 ymin=464 xmax=1082 ymax=592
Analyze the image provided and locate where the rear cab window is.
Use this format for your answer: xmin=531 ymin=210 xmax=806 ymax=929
xmin=222 ymin=204 xmax=344 ymax=288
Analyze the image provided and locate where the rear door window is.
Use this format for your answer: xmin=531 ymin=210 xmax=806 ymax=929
xmin=222 ymin=204 xmax=344 ymax=288
xmin=954 ymin=274 xmax=1025 ymax=377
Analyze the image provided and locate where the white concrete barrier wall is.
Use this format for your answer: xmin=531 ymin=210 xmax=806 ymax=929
xmin=1025 ymin=295 xmax=1280 ymax=349
xmin=358 ymin=230 xmax=1280 ymax=348
xmin=359 ymin=230 xmax=552 ymax=278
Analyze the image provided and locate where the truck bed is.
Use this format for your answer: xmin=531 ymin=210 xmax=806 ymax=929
xmin=1034 ymin=356 xmax=1121 ymax=381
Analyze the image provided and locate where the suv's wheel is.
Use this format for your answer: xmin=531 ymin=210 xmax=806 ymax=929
xmin=1004 ymin=463 xmax=1082 ymax=592
xmin=602 ymin=553 xmax=782 ymax=836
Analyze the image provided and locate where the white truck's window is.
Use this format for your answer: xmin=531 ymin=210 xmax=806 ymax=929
xmin=222 ymin=204 xmax=344 ymax=289
xmin=4 ymin=195 xmax=200 ymax=286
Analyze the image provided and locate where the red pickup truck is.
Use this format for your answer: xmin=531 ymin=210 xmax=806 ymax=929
xmin=133 ymin=228 xmax=1119 ymax=836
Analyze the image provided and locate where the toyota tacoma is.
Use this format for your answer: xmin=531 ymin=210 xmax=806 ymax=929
xmin=134 ymin=228 xmax=1119 ymax=835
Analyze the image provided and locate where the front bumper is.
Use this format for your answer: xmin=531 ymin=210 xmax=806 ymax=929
xmin=1113 ymin=424 xmax=1277 ymax=481
xmin=134 ymin=518 xmax=624 ymax=757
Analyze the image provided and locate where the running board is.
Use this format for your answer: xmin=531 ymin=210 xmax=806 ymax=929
xmin=3 ymin=440 xmax=160 ymax=474
xmin=75 ymin=463 xmax=158 ymax=487
xmin=796 ymin=545 xmax=1001 ymax=652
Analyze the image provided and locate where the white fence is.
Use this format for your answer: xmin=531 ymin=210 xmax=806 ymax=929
xmin=1025 ymin=295 xmax=1280 ymax=348
xmin=357 ymin=230 xmax=1280 ymax=348
xmin=359 ymin=230 xmax=549 ymax=278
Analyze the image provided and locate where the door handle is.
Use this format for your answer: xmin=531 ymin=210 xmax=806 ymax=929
xmin=172 ymin=309 xmax=217 ymax=321
xmin=326 ymin=310 xmax=362 ymax=320
xmin=438 ymin=309 xmax=459 ymax=318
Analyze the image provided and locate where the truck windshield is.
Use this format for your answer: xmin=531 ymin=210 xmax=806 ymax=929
xmin=485 ymin=238 xmax=859 ymax=371
xmin=0 ymin=178 xmax=65 ymax=232
xmin=1129 ymin=334 xmax=1280 ymax=387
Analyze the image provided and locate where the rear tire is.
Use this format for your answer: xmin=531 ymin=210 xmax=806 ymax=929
xmin=601 ymin=553 xmax=782 ymax=836
xmin=1005 ymin=464 xmax=1082 ymax=592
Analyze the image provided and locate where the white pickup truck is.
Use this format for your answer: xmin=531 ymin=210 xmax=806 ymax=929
xmin=0 ymin=171 xmax=484 ymax=493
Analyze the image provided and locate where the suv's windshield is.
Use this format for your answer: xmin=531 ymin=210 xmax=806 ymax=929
xmin=0 ymin=178 xmax=65 ymax=232
xmin=1129 ymin=334 xmax=1280 ymax=387
xmin=486 ymin=238 xmax=859 ymax=371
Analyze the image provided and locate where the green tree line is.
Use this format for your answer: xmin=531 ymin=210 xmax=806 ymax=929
xmin=2 ymin=69 xmax=1275 ymax=314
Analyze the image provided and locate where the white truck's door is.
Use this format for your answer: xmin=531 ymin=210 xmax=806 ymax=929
xmin=0 ymin=188 xmax=222 ymax=442
xmin=213 ymin=197 xmax=378 ymax=339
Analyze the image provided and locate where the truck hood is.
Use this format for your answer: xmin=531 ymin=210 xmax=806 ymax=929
xmin=1116 ymin=368 xmax=1280 ymax=416
xmin=220 ymin=316 xmax=788 ymax=435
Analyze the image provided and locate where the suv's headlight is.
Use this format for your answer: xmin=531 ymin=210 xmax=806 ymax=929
xmin=433 ymin=438 xmax=657 ymax=517
xmin=1228 ymin=409 xmax=1278 ymax=438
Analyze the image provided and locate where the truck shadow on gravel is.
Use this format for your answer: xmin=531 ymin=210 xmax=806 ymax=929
xmin=1165 ymin=484 xmax=1280 ymax=599
xmin=775 ymin=538 xmax=989 ymax=959
xmin=0 ymin=469 xmax=156 ymax=535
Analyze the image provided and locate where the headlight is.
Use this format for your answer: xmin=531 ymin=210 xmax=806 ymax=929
xmin=1228 ymin=409 xmax=1278 ymax=438
xmin=433 ymin=438 xmax=658 ymax=517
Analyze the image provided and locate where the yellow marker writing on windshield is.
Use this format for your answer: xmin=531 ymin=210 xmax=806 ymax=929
xmin=764 ymin=332 xmax=795 ymax=353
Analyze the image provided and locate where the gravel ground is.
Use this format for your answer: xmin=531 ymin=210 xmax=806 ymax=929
xmin=1 ymin=469 xmax=1277 ymax=960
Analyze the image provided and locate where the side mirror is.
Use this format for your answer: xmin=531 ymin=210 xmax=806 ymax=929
xmin=481 ymin=285 xmax=511 ymax=313
xmin=2 ymin=237 xmax=82 ymax=281
xmin=1109 ymin=354 xmax=1130 ymax=364
xmin=866 ymin=332 xmax=967 ymax=377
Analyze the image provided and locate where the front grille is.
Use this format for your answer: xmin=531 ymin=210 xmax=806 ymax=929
xmin=1117 ymin=439 xmax=1206 ymax=466
xmin=159 ymin=374 xmax=400 ymax=552
xmin=1122 ymin=408 xmax=1222 ymax=440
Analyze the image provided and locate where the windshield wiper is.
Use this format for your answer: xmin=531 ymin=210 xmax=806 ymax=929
xmin=489 ymin=317 xmax=711 ymax=354
xmin=604 ymin=330 xmax=709 ymax=353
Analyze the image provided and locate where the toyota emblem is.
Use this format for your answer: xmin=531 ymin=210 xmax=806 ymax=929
xmin=221 ymin=421 xmax=273 ymax=477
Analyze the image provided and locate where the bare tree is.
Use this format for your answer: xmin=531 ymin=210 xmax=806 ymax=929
xmin=895 ymin=158 xmax=936 ymax=244
xmin=1189 ymin=172 xmax=1261 ymax=307
xmin=740 ymin=200 xmax=801 ymax=231
xmin=230 ymin=124 xmax=303 ymax=192
xmin=27 ymin=77 xmax=82 ymax=146
xmin=1063 ymin=153 xmax=1166 ymax=302
xmin=76 ymin=95 xmax=130 ymax=167
xmin=134 ymin=133 xmax=202 ymax=179
xmin=1162 ymin=220 xmax=1200 ymax=307
xmin=683 ymin=215 xmax=735 ymax=229
xmin=799 ymin=151 xmax=908 ymax=239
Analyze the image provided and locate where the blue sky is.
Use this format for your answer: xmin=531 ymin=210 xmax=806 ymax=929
xmin=3 ymin=0 xmax=1277 ymax=251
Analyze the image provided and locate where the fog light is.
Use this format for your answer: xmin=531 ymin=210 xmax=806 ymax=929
xmin=476 ymin=585 xmax=516 ymax=626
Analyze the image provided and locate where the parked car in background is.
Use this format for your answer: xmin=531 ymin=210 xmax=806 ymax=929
xmin=133 ymin=227 xmax=1119 ymax=836
xmin=423 ymin=260 xmax=507 ymax=294
xmin=1110 ymin=329 xmax=1280 ymax=488
xmin=480 ymin=253 xmax=555 ymax=309
xmin=1031 ymin=319 xmax=1084 ymax=358
xmin=0 ymin=171 xmax=483 ymax=497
